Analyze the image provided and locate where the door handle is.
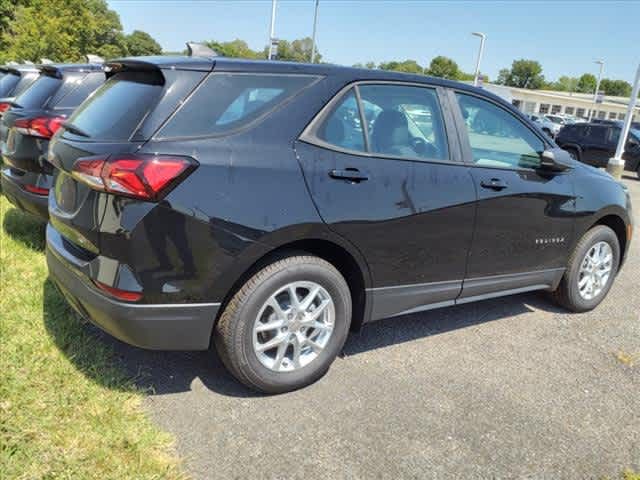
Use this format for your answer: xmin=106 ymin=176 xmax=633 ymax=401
xmin=480 ymin=178 xmax=508 ymax=190
xmin=329 ymin=168 xmax=369 ymax=183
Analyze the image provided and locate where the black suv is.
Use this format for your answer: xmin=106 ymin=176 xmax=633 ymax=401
xmin=556 ymin=122 xmax=640 ymax=177
xmin=1 ymin=62 xmax=106 ymax=219
xmin=45 ymin=55 xmax=633 ymax=393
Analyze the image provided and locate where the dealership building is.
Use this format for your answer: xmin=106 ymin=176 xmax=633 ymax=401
xmin=481 ymin=84 xmax=640 ymax=122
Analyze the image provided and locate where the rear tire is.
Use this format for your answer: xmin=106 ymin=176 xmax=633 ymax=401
xmin=565 ymin=147 xmax=580 ymax=161
xmin=214 ymin=255 xmax=352 ymax=394
xmin=551 ymin=226 xmax=620 ymax=312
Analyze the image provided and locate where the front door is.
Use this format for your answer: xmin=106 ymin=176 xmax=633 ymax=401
xmin=451 ymin=91 xmax=576 ymax=300
xmin=296 ymin=83 xmax=476 ymax=319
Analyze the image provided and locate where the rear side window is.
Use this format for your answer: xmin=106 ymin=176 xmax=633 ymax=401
xmin=53 ymin=72 xmax=105 ymax=109
xmin=157 ymin=73 xmax=318 ymax=138
xmin=0 ymin=72 xmax=20 ymax=96
xmin=63 ymin=72 xmax=163 ymax=141
xmin=316 ymin=89 xmax=366 ymax=152
xmin=11 ymin=72 xmax=39 ymax=97
xmin=13 ymin=74 xmax=61 ymax=108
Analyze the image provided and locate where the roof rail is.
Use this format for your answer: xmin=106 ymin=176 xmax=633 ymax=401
xmin=40 ymin=58 xmax=54 ymax=64
xmin=186 ymin=42 xmax=218 ymax=58
xmin=85 ymin=54 xmax=104 ymax=64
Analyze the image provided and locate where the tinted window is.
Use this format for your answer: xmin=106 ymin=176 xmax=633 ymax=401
xmin=359 ymin=84 xmax=448 ymax=160
xmin=54 ymin=72 xmax=105 ymax=109
xmin=608 ymin=127 xmax=620 ymax=146
xmin=11 ymin=72 xmax=39 ymax=97
xmin=158 ymin=73 xmax=318 ymax=138
xmin=588 ymin=126 xmax=607 ymax=143
xmin=456 ymin=93 xmax=544 ymax=170
xmin=13 ymin=75 xmax=61 ymax=108
xmin=316 ymin=89 xmax=366 ymax=152
xmin=63 ymin=72 xmax=163 ymax=141
xmin=0 ymin=72 xmax=20 ymax=96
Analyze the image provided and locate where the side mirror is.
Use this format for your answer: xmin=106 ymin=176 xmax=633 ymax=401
xmin=539 ymin=149 xmax=571 ymax=172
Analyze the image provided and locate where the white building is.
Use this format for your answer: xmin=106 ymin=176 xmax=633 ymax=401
xmin=483 ymin=84 xmax=640 ymax=122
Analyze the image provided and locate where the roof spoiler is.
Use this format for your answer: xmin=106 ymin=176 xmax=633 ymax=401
xmin=86 ymin=54 xmax=104 ymax=64
xmin=186 ymin=42 xmax=218 ymax=58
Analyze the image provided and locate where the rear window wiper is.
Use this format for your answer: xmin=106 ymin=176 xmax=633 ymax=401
xmin=61 ymin=122 xmax=90 ymax=138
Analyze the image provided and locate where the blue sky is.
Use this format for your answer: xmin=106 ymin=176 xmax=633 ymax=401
xmin=108 ymin=0 xmax=640 ymax=83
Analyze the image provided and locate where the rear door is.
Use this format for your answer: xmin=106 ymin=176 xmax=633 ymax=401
xmin=451 ymin=90 xmax=575 ymax=299
xmin=296 ymin=82 xmax=477 ymax=320
xmin=581 ymin=125 xmax=610 ymax=167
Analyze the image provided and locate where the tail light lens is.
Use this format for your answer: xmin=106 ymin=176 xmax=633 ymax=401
xmin=71 ymin=154 xmax=197 ymax=201
xmin=93 ymin=280 xmax=142 ymax=302
xmin=0 ymin=102 xmax=11 ymax=114
xmin=23 ymin=184 xmax=50 ymax=195
xmin=14 ymin=116 xmax=65 ymax=139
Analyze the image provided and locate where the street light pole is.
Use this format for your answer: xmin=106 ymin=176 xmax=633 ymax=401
xmin=472 ymin=32 xmax=486 ymax=87
xmin=607 ymin=62 xmax=640 ymax=179
xmin=589 ymin=60 xmax=605 ymax=121
xmin=268 ymin=0 xmax=277 ymax=60
xmin=310 ymin=0 xmax=320 ymax=63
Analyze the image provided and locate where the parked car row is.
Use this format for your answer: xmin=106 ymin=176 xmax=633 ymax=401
xmin=0 ymin=46 xmax=634 ymax=393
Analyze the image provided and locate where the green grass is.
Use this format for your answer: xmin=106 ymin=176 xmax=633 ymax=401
xmin=0 ymin=196 xmax=185 ymax=479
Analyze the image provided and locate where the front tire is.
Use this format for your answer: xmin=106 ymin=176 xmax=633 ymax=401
xmin=214 ymin=255 xmax=352 ymax=394
xmin=552 ymin=225 xmax=620 ymax=312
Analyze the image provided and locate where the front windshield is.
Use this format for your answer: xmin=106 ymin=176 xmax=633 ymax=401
xmin=631 ymin=128 xmax=640 ymax=141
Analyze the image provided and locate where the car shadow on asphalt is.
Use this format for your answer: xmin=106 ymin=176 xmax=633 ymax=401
xmin=2 ymin=207 xmax=46 ymax=251
xmin=42 ymin=279 xmax=567 ymax=399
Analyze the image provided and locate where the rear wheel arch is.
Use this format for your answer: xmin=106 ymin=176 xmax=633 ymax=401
xmin=214 ymin=237 xmax=372 ymax=335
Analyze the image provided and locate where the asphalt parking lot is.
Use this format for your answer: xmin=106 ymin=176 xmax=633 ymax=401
xmin=83 ymin=176 xmax=638 ymax=479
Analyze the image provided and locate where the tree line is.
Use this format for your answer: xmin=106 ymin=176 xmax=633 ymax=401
xmin=0 ymin=0 xmax=162 ymax=63
xmin=0 ymin=4 xmax=634 ymax=99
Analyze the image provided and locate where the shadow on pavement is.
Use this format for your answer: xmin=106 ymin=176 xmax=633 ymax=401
xmin=2 ymin=206 xmax=46 ymax=252
xmin=43 ymin=278 xmax=567 ymax=398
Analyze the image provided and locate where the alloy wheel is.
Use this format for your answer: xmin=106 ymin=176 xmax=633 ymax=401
xmin=577 ymin=241 xmax=613 ymax=300
xmin=252 ymin=281 xmax=335 ymax=372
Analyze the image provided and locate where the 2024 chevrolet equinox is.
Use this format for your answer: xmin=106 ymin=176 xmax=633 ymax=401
xmin=45 ymin=55 xmax=633 ymax=393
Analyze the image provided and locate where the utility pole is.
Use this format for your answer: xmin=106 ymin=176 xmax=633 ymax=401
xmin=310 ymin=0 xmax=320 ymax=63
xmin=268 ymin=0 xmax=277 ymax=60
xmin=472 ymin=32 xmax=486 ymax=87
xmin=607 ymin=62 xmax=640 ymax=179
xmin=589 ymin=60 xmax=605 ymax=121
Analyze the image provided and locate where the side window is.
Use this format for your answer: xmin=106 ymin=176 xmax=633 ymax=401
xmin=316 ymin=89 xmax=366 ymax=152
xmin=54 ymin=72 xmax=105 ymax=109
xmin=607 ymin=127 xmax=621 ymax=146
xmin=456 ymin=93 xmax=544 ymax=170
xmin=588 ymin=126 xmax=607 ymax=143
xmin=158 ymin=73 xmax=318 ymax=138
xmin=358 ymin=84 xmax=448 ymax=160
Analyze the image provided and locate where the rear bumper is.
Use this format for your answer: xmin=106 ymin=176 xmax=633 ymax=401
xmin=1 ymin=168 xmax=49 ymax=220
xmin=46 ymin=224 xmax=220 ymax=350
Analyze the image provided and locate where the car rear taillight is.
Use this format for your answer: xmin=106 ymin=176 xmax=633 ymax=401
xmin=0 ymin=102 xmax=11 ymax=114
xmin=71 ymin=154 xmax=197 ymax=201
xmin=93 ymin=280 xmax=142 ymax=302
xmin=14 ymin=116 xmax=65 ymax=139
xmin=23 ymin=184 xmax=49 ymax=195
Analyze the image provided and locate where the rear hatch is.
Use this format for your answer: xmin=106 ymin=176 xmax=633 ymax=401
xmin=48 ymin=60 xmax=209 ymax=255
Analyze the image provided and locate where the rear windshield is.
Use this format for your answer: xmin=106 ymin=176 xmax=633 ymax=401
xmin=156 ymin=73 xmax=319 ymax=138
xmin=13 ymin=74 xmax=62 ymax=108
xmin=0 ymin=72 xmax=20 ymax=97
xmin=62 ymin=72 xmax=163 ymax=141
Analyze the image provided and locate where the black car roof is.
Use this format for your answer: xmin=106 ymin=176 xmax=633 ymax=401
xmin=39 ymin=63 xmax=104 ymax=78
xmin=108 ymin=55 xmax=490 ymax=98
xmin=0 ymin=64 xmax=40 ymax=75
